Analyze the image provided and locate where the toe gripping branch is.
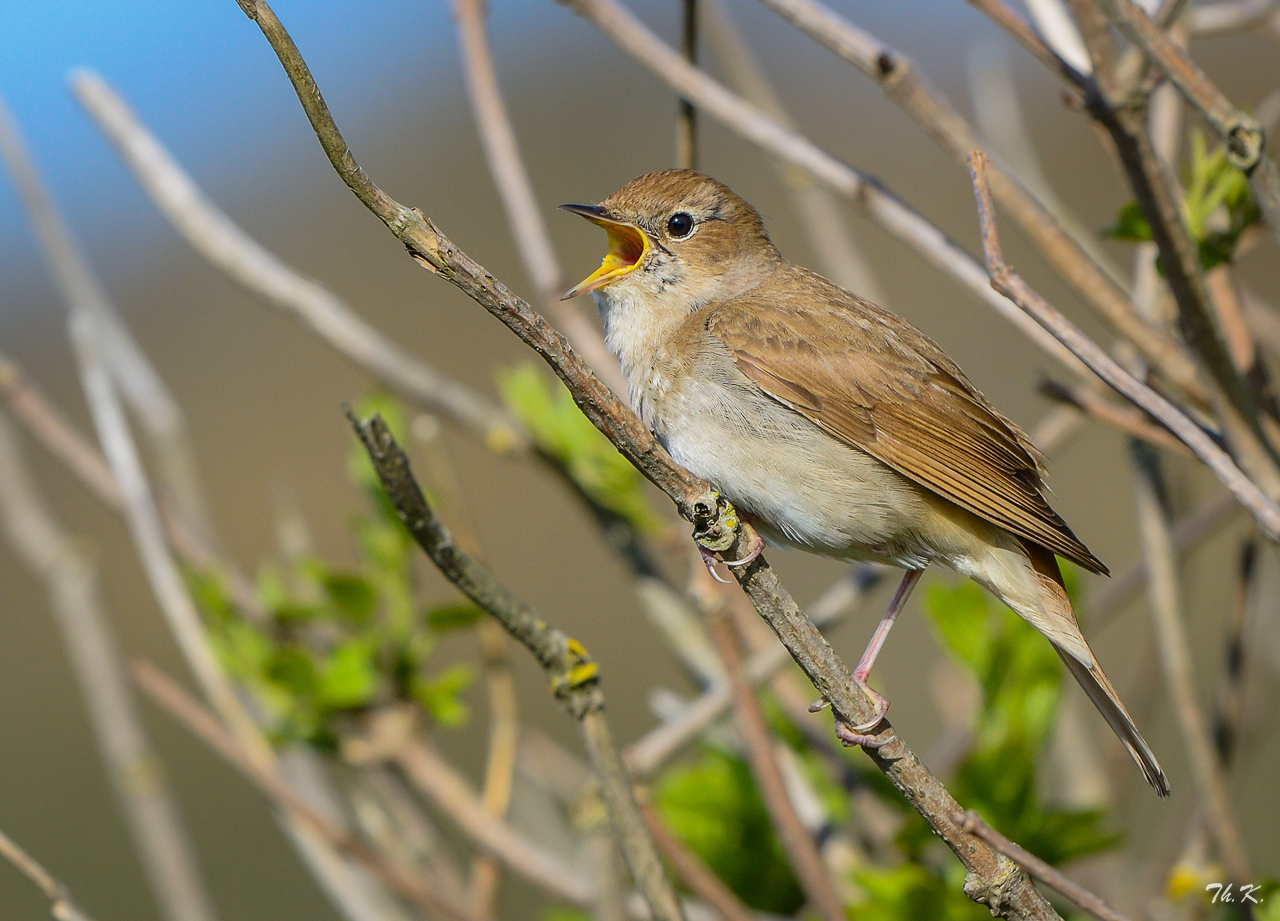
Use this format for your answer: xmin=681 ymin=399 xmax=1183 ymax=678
xmin=689 ymin=491 xmax=763 ymax=582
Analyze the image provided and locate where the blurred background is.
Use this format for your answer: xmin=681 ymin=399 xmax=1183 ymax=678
xmin=1 ymin=0 xmax=1278 ymax=918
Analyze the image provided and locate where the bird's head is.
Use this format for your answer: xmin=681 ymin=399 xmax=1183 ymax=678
xmin=560 ymin=169 xmax=780 ymax=312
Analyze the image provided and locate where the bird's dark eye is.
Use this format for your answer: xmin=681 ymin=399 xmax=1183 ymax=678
xmin=667 ymin=212 xmax=694 ymax=238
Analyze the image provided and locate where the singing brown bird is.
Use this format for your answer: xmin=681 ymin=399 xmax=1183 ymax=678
xmin=561 ymin=169 xmax=1169 ymax=797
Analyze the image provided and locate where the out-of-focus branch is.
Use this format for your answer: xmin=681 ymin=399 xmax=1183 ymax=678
xmin=1090 ymin=490 xmax=1239 ymax=628
xmin=1038 ymin=378 xmax=1195 ymax=457
xmin=969 ymin=150 xmax=1280 ymax=538
xmin=410 ymin=415 xmax=517 ymax=919
xmin=677 ymin=0 xmax=698 ymax=169
xmin=132 ymin=662 xmax=474 ymax=921
xmin=0 ymin=353 xmax=264 ymax=619
xmin=449 ymin=0 xmax=625 ymax=397
xmin=236 ymin=6 xmax=1064 ymax=913
xmin=702 ymin=601 xmax=845 ymax=921
xmin=1189 ymin=0 xmax=1280 ymax=34
xmin=1101 ymin=0 xmax=1280 ymax=251
xmin=1213 ymin=537 xmax=1256 ymax=761
xmin=625 ymin=565 xmax=882 ymax=778
xmin=701 ymin=0 xmax=886 ymax=303
xmin=557 ymin=0 xmax=1090 ymax=378
xmin=3 ymin=88 xmax=405 ymax=919
xmin=636 ymin=795 xmax=755 ymax=921
xmin=1129 ymin=446 xmax=1252 ymax=882
xmin=0 ymin=412 xmax=217 ymax=921
xmin=348 ymin=412 xmax=685 ymax=921
xmin=343 ymin=712 xmax=594 ymax=906
xmin=967 ymin=0 xmax=1090 ymax=89
xmin=954 ymin=811 xmax=1134 ymax=921
xmin=0 ymin=356 xmax=121 ymax=507
xmin=0 ymin=827 xmax=97 ymax=921
xmin=71 ymin=70 xmax=525 ymax=453
xmin=0 ymin=93 xmax=215 ymax=541
xmin=754 ymin=0 xmax=1209 ymax=405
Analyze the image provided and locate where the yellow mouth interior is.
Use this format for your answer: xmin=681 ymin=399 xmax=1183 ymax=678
xmin=563 ymin=221 xmax=648 ymax=298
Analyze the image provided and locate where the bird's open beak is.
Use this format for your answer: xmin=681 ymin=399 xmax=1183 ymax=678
xmin=560 ymin=204 xmax=649 ymax=299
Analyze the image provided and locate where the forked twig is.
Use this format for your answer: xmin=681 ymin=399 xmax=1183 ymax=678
xmin=954 ymin=811 xmax=1134 ymax=921
xmin=968 ymin=150 xmax=1280 ymax=538
xmin=347 ymin=412 xmax=685 ymax=921
xmin=131 ymin=661 xmax=475 ymax=921
xmin=0 ymin=828 xmax=97 ymax=921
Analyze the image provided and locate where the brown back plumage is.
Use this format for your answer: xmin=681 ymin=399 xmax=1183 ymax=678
xmin=705 ymin=264 xmax=1108 ymax=575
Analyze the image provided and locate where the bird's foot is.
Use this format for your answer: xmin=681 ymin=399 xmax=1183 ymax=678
xmin=699 ymin=545 xmax=733 ymax=584
xmin=833 ymin=682 xmax=890 ymax=749
xmin=722 ymin=527 xmax=765 ymax=568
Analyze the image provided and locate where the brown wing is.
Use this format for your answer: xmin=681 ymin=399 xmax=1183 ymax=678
xmin=705 ymin=269 xmax=1107 ymax=574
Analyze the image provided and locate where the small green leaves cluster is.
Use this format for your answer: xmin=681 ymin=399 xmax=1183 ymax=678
xmin=919 ymin=578 xmax=1118 ymax=864
xmin=1106 ymin=131 xmax=1261 ymax=270
xmin=498 ymin=363 xmax=664 ymax=534
xmin=189 ymin=393 xmax=478 ymax=747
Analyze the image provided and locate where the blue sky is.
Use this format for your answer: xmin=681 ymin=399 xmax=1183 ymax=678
xmin=0 ymin=1 xmax=458 ymax=284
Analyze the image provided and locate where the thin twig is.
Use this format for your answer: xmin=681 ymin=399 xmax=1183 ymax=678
xmin=0 ymin=827 xmax=97 ymax=921
xmin=954 ymin=811 xmax=1134 ymax=921
xmin=0 ymin=351 xmax=265 ymax=621
xmin=0 ymin=93 xmax=215 ymax=542
xmin=131 ymin=661 xmax=475 ymax=921
xmin=1129 ymin=445 xmax=1253 ymax=882
xmin=702 ymin=603 xmax=845 ymax=921
xmin=348 ymin=412 xmax=685 ymax=921
xmin=969 ymin=150 xmax=1280 ymax=538
xmin=558 ymin=0 xmax=1089 ymax=378
xmin=343 ymin=713 xmax=594 ymax=906
xmin=449 ymin=1 xmax=625 ymax=396
xmin=0 ymin=412 xmax=218 ymax=921
xmin=1038 ymin=378 xmax=1195 ymax=457
xmin=236 ymin=6 xmax=1064 ymax=912
xmin=411 ymin=415 xmax=518 ymax=919
xmin=71 ymin=70 xmax=524 ymax=453
xmin=754 ymin=0 xmax=1209 ymax=405
xmin=1090 ymin=489 xmax=1239 ymax=629
xmin=636 ymin=794 xmax=755 ymax=921
xmin=1213 ymin=537 xmax=1256 ymax=761
xmin=1190 ymin=0 xmax=1280 ymax=34
xmin=966 ymin=0 xmax=1090 ymax=89
xmin=625 ymin=566 xmax=882 ymax=779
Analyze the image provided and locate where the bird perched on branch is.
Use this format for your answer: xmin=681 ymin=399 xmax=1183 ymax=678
xmin=562 ymin=168 xmax=1169 ymax=797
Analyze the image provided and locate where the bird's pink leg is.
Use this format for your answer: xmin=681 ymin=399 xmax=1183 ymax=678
xmin=833 ymin=567 xmax=925 ymax=747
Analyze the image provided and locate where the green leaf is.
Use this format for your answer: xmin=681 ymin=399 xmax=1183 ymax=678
xmin=497 ymin=364 xmax=664 ymax=534
xmin=411 ymin=663 xmax=473 ymax=727
xmin=1102 ymin=200 xmax=1153 ymax=242
xmin=925 ymin=581 xmax=992 ymax=675
xmin=322 ymin=572 xmax=378 ymax=624
xmin=427 ymin=602 xmax=485 ymax=632
xmin=318 ymin=639 xmax=379 ymax=709
xmin=656 ymin=748 xmax=804 ymax=913
xmin=848 ymin=862 xmax=990 ymax=921
xmin=268 ymin=646 xmax=319 ymax=695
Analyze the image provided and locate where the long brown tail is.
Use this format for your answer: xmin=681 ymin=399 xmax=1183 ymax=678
xmin=1022 ymin=542 xmax=1171 ymax=798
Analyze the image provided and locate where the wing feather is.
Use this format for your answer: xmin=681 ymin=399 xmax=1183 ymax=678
xmin=705 ymin=270 xmax=1107 ymax=574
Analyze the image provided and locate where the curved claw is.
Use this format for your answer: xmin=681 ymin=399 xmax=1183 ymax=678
xmin=699 ymin=545 xmax=733 ymax=584
xmin=722 ymin=528 xmax=765 ymax=567
xmin=835 ymin=722 xmax=889 ymax=749
xmin=846 ymin=681 xmax=890 ymax=733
